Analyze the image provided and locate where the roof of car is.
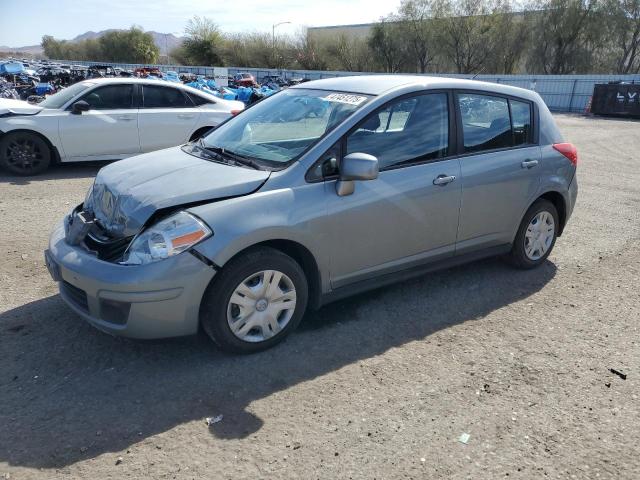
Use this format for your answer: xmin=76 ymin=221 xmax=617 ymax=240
xmin=293 ymin=75 xmax=538 ymax=100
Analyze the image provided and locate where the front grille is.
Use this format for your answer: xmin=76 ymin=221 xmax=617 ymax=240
xmin=61 ymin=281 xmax=89 ymax=312
xmin=84 ymin=231 xmax=132 ymax=262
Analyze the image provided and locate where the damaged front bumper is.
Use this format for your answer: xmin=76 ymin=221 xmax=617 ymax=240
xmin=45 ymin=220 xmax=216 ymax=338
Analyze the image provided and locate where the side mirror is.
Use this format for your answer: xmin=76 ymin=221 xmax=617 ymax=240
xmin=336 ymin=152 xmax=379 ymax=196
xmin=71 ymin=100 xmax=90 ymax=115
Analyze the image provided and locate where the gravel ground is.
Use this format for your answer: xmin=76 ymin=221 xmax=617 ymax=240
xmin=0 ymin=114 xmax=639 ymax=479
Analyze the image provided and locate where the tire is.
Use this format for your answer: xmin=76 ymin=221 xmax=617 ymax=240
xmin=0 ymin=131 xmax=52 ymax=176
xmin=508 ymin=199 xmax=559 ymax=269
xmin=200 ymin=247 xmax=309 ymax=354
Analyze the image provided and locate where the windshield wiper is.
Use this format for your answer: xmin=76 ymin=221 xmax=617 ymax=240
xmin=202 ymin=144 xmax=262 ymax=170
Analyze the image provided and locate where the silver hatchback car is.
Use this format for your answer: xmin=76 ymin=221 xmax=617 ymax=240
xmin=45 ymin=76 xmax=578 ymax=353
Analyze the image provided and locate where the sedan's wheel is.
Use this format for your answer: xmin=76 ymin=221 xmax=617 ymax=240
xmin=227 ymin=270 xmax=297 ymax=342
xmin=0 ymin=132 xmax=51 ymax=176
xmin=201 ymin=247 xmax=308 ymax=354
xmin=524 ymin=211 xmax=555 ymax=261
xmin=508 ymin=199 xmax=559 ymax=269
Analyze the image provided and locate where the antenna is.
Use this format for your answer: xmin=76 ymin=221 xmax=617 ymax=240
xmin=471 ymin=67 xmax=485 ymax=80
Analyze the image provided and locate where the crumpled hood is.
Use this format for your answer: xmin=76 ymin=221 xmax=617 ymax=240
xmin=85 ymin=146 xmax=270 ymax=238
xmin=0 ymin=98 xmax=43 ymax=116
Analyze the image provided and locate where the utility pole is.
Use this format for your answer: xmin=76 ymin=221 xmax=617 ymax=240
xmin=271 ymin=21 xmax=291 ymax=68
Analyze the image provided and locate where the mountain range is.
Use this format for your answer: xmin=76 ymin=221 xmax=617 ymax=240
xmin=0 ymin=30 xmax=184 ymax=56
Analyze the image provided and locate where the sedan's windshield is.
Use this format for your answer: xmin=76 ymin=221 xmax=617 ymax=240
xmin=201 ymin=88 xmax=371 ymax=166
xmin=39 ymin=82 xmax=92 ymax=109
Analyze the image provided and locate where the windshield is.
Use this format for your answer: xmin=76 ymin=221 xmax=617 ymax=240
xmin=201 ymin=88 xmax=371 ymax=166
xmin=39 ymin=82 xmax=92 ymax=109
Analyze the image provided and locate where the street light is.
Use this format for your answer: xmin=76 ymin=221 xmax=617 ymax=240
xmin=272 ymin=21 xmax=292 ymax=49
xmin=271 ymin=21 xmax=291 ymax=70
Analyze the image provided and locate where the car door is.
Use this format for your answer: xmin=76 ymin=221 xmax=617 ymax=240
xmin=138 ymin=84 xmax=200 ymax=152
xmin=455 ymin=92 xmax=541 ymax=254
xmin=57 ymin=83 xmax=140 ymax=160
xmin=323 ymin=92 xmax=462 ymax=289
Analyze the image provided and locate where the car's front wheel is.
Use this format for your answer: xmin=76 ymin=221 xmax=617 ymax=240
xmin=508 ymin=199 xmax=559 ymax=269
xmin=0 ymin=131 xmax=52 ymax=176
xmin=200 ymin=247 xmax=308 ymax=354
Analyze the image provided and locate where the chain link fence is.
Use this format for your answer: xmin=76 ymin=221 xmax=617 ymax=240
xmin=53 ymin=60 xmax=640 ymax=113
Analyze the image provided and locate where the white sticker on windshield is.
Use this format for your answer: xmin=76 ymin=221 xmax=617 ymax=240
xmin=324 ymin=93 xmax=368 ymax=105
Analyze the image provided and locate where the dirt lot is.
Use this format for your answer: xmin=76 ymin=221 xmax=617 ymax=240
xmin=1 ymin=114 xmax=639 ymax=479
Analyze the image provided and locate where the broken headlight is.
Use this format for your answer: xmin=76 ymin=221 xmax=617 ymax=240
xmin=121 ymin=211 xmax=212 ymax=265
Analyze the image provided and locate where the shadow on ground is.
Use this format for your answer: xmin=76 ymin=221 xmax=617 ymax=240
xmin=0 ymin=163 xmax=105 ymax=185
xmin=0 ymin=257 xmax=556 ymax=469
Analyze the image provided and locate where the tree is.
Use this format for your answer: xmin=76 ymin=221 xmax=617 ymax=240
xmin=368 ymin=18 xmax=409 ymax=72
xmin=98 ymin=27 xmax=159 ymax=63
xmin=294 ymin=31 xmax=329 ymax=71
xmin=397 ymin=0 xmax=437 ymax=73
xmin=484 ymin=0 xmax=530 ymax=74
xmin=42 ymin=28 xmax=158 ymax=63
xmin=527 ymin=0 xmax=600 ymax=74
xmin=603 ymin=0 xmax=640 ymax=73
xmin=324 ymin=34 xmax=377 ymax=72
xmin=434 ymin=0 xmax=495 ymax=74
xmin=181 ymin=16 xmax=225 ymax=66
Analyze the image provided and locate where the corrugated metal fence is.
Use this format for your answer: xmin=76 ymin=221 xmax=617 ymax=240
xmin=55 ymin=60 xmax=640 ymax=113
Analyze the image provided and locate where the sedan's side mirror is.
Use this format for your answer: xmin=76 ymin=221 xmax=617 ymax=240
xmin=336 ymin=152 xmax=379 ymax=196
xmin=71 ymin=100 xmax=90 ymax=115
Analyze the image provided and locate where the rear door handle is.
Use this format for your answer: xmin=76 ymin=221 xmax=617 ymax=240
xmin=178 ymin=114 xmax=195 ymax=119
xmin=117 ymin=116 xmax=134 ymax=121
xmin=521 ymin=159 xmax=539 ymax=169
xmin=433 ymin=174 xmax=456 ymax=186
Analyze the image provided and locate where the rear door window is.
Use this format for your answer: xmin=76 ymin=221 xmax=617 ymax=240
xmin=142 ymin=85 xmax=193 ymax=108
xmin=458 ymin=93 xmax=512 ymax=153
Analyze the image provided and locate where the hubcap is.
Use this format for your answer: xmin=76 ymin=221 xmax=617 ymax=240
xmin=227 ymin=270 xmax=297 ymax=343
xmin=524 ymin=211 xmax=555 ymax=261
xmin=5 ymin=137 xmax=43 ymax=172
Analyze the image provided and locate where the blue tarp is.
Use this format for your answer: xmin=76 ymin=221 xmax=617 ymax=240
xmin=164 ymin=71 xmax=181 ymax=83
xmin=35 ymin=83 xmax=54 ymax=95
xmin=0 ymin=62 xmax=25 ymax=75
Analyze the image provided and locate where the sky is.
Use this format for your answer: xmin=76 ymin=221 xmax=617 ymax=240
xmin=0 ymin=0 xmax=401 ymax=47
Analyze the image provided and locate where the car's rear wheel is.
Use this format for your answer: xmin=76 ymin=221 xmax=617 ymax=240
xmin=200 ymin=247 xmax=308 ymax=354
xmin=0 ymin=131 xmax=52 ymax=176
xmin=508 ymin=199 xmax=559 ymax=269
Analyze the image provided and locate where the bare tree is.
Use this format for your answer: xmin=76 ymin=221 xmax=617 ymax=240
xmin=604 ymin=0 xmax=640 ymax=73
xmin=434 ymin=0 xmax=494 ymax=74
xmin=485 ymin=0 xmax=530 ymax=73
xmin=527 ymin=0 xmax=599 ymax=74
xmin=294 ymin=30 xmax=329 ymax=71
xmin=397 ymin=0 xmax=438 ymax=72
xmin=325 ymin=34 xmax=377 ymax=72
xmin=368 ymin=18 xmax=409 ymax=72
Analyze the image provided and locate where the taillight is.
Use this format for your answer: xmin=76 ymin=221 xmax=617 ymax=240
xmin=553 ymin=143 xmax=578 ymax=166
xmin=230 ymin=109 xmax=242 ymax=116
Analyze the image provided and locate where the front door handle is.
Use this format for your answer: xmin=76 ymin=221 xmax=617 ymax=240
xmin=521 ymin=159 xmax=539 ymax=169
xmin=433 ymin=174 xmax=456 ymax=186
xmin=117 ymin=116 xmax=134 ymax=121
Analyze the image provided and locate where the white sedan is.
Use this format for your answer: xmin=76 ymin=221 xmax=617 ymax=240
xmin=0 ymin=78 xmax=245 ymax=175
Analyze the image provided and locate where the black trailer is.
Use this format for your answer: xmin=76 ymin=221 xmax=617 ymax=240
xmin=591 ymin=82 xmax=640 ymax=118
